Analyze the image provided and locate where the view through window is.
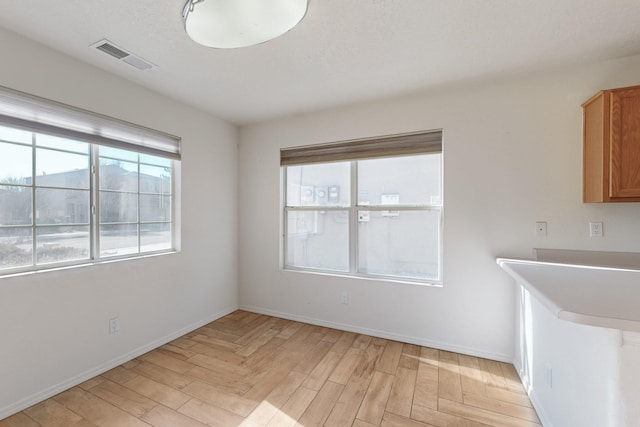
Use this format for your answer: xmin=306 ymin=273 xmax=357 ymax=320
xmin=0 ymin=125 xmax=175 ymax=273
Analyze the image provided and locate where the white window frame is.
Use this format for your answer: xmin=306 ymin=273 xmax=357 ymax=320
xmin=281 ymin=130 xmax=443 ymax=285
xmin=0 ymin=86 xmax=180 ymax=276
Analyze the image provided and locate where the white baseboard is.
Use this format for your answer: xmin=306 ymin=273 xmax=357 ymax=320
xmin=513 ymin=360 xmax=551 ymax=427
xmin=239 ymin=304 xmax=513 ymax=363
xmin=0 ymin=306 xmax=237 ymax=421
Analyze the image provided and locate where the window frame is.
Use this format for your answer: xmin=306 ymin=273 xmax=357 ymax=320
xmin=281 ymin=131 xmax=443 ymax=286
xmin=0 ymin=85 xmax=180 ymax=277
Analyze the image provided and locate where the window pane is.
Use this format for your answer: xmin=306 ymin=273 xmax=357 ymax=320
xmin=100 ymin=192 xmax=138 ymax=223
xmin=0 ymin=227 xmax=32 ymax=269
xmin=357 ymin=154 xmax=441 ymax=206
xmin=36 ymin=225 xmax=89 ymax=264
xmin=0 ymin=125 xmax=31 ymax=145
xmin=286 ymin=162 xmax=350 ymax=207
xmin=0 ymin=142 xmax=32 ymax=184
xmin=36 ymin=134 xmax=88 ymax=154
xmin=286 ymin=210 xmax=349 ymax=272
xmin=0 ymin=185 xmax=32 ymax=225
xmin=140 ymin=154 xmax=172 ymax=167
xmin=140 ymin=195 xmax=171 ymax=222
xmin=140 ymin=164 xmax=171 ymax=194
xmin=36 ymin=148 xmax=90 ymax=189
xmin=358 ymin=209 xmax=440 ymax=280
xmin=141 ymin=223 xmax=171 ymax=252
xmin=100 ymin=224 xmax=139 ymax=257
xmin=35 ymin=188 xmax=89 ymax=225
xmin=99 ymin=146 xmax=138 ymax=162
xmin=100 ymin=158 xmax=138 ymax=192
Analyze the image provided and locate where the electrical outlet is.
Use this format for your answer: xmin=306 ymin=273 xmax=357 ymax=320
xmin=109 ymin=317 xmax=119 ymax=334
xmin=590 ymin=222 xmax=603 ymax=237
xmin=340 ymin=291 xmax=349 ymax=305
xmin=535 ymin=221 xmax=547 ymax=237
xmin=544 ymin=362 xmax=553 ymax=388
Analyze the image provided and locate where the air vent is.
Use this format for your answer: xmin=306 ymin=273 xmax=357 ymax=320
xmin=90 ymin=39 xmax=157 ymax=71
xmin=95 ymin=42 xmax=129 ymax=59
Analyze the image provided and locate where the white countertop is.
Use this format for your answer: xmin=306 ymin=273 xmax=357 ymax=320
xmin=497 ymin=257 xmax=640 ymax=332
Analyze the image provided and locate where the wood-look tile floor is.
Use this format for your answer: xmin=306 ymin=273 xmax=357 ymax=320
xmin=0 ymin=311 xmax=540 ymax=427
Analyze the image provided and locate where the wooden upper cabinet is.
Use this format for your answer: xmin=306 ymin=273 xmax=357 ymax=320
xmin=583 ymin=85 xmax=640 ymax=202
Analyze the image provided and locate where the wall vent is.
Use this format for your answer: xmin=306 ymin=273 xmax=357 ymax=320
xmin=90 ymin=39 xmax=157 ymax=71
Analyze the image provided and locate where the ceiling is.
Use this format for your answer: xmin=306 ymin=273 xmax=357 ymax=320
xmin=0 ymin=0 xmax=639 ymax=125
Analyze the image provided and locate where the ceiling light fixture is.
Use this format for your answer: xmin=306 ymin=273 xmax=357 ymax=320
xmin=182 ymin=0 xmax=308 ymax=49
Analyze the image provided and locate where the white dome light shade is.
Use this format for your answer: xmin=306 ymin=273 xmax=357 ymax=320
xmin=183 ymin=0 xmax=308 ymax=49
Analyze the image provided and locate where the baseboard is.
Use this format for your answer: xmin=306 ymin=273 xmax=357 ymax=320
xmin=0 ymin=305 xmax=237 ymax=420
xmin=239 ymin=304 xmax=513 ymax=363
xmin=513 ymin=360 xmax=552 ymax=427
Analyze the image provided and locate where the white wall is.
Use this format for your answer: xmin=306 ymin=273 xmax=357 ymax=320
xmin=238 ymin=54 xmax=640 ymax=361
xmin=0 ymin=29 xmax=238 ymax=417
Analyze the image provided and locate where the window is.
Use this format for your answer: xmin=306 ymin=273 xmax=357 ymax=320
xmin=99 ymin=147 xmax=173 ymax=257
xmin=282 ymin=131 xmax=442 ymax=283
xmin=0 ymin=86 xmax=180 ymax=275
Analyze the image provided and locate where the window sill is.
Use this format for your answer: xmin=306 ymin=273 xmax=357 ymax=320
xmin=281 ymin=266 xmax=443 ymax=288
xmin=0 ymin=250 xmax=178 ymax=279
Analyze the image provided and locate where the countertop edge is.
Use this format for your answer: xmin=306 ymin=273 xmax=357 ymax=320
xmin=497 ymin=257 xmax=640 ymax=332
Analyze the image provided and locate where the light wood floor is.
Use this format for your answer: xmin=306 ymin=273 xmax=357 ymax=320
xmin=1 ymin=311 xmax=540 ymax=427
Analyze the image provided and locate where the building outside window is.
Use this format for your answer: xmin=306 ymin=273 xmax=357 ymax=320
xmin=0 ymin=86 xmax=180 ymax=275
xmin=281 ymin=130 xmax=442 ymax=284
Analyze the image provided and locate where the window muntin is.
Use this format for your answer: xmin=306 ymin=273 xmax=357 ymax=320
xmin=0 ymin=124 xmax=175 ymax=275
xmin=283 ymin=152 xmax=442 ymax=283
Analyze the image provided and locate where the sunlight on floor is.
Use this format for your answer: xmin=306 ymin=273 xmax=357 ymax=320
xmin=240 ymin=400 xmax=298 ymax=426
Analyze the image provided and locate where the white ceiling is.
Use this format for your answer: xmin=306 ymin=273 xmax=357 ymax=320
xmin=0 ymin=0 xmax=639 ymax=125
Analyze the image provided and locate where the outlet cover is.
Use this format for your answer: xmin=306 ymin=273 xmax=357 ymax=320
xmin=340 ymin=291 xmax=349 ymax=305
xmin=590 ymin=222 xmax=603 ymax=237
xmin=535 ymin=221 xmax=547 ymax=237
xmin=109 ymin=317 xmax=119 ymax=334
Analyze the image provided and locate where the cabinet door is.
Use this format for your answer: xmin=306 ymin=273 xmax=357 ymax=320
xmin=610 ymin=87 xmax=640 ymax=198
